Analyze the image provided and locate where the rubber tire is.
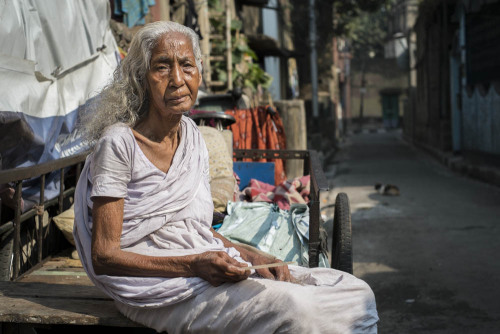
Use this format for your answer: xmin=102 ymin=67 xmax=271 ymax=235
xmin=331 ymin=192 xmax=353 ymax=274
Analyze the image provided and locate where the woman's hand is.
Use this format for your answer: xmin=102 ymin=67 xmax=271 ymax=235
xmin=245 ymin=253 xmax=292 ymax=282
xmin=192 ymin=251 xmax=250 ymax=286
xmin=210 ymin=228 xmax=293 ymax=283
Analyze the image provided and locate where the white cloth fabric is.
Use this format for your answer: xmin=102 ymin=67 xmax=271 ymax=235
xmin=74 ymin=117 xmax=244 ymax=307
xmin=116 ymin=266 xmax=378 ymax=334
xmin=73 ymin=116 xmax=379 ymax=332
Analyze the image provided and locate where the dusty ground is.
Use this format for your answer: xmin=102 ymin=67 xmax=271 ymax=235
xmin=321 ymin=130 xmax=500 ymax=333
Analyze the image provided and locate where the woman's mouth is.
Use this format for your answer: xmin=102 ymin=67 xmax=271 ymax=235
xmin=167 ymin=95 xmax=188 ymax=104
xmin=167 ymin=95 xmax=189 ymax=105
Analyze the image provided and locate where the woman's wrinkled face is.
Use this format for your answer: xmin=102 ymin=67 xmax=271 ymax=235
xmin=146 ymin=32 xmax=202 ymax=116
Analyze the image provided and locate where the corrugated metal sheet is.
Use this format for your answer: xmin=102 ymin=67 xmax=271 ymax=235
xmin=461 ymin=87 xmax=500 ymax=154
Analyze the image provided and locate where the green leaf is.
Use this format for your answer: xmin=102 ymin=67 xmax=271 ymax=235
xmin=244 ymin=79 xmax=256 ymax=91
xmin=236 ymin=43 xmax=249 ymax=52
xmin=231 ymin=19 xmax=242 ymax=30
xmin=216 ymin=68 xmax=227 ymax=82
xmin=232 ymin=53 xmax=242 ymax=64
xmin=245 ymin=49 xmax=258 ymax=61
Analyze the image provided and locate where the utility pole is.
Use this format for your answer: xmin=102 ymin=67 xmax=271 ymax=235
xmin=359 ymin=57 xmax=367 ymax=130
xmin=225 ymin=0 xmax=233 ymax=90
xmin=359 ymin=51 xmax=374 ymax=131
xmin=309 ymin=0 xmax=319 ymax=119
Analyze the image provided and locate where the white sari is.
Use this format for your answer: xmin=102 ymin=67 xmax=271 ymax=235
xmin=73 ymin=116 xmax=378 ymax=333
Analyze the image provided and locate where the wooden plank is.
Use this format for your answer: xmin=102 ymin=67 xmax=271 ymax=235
xmin=34 ymin=258 xmax=83 ymax=268
xmin=0 ymin=282 xmax=140 ymax=327
xmin=28 ymin=270 xmax=86 ymax=276
xmin=0 ymin=282 xmax=108 ymax=300
xmin=0 ymin=295 xmax=138 ymax=326
xmin=198 ymin=0 xmax=211 ymax=90
xmin=208 ymin=10 xmax=224 ymax=18
xmin=274 ymin=100 xmax=307 ymax=179
xmin=209 ymin=55 xmax=225 ymax=62
xmin=18 ymin=275 xmax=93 ymax=286
xmin=225 ymin=0 xmax=232 ymax=90
xmin=208 ymin=81 xmax=226 ymax=87
xmin=16 ymin=258 xmax=89 ymax=286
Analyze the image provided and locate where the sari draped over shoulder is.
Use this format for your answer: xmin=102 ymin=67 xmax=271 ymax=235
xmin=73 ymin=116 xmax=243 ymax=308
xmin=73 ymin=116 xmax=379 ymax=333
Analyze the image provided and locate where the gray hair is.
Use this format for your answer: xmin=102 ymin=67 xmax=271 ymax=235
xmin=81 ymin=21 xmax=202 ymax=143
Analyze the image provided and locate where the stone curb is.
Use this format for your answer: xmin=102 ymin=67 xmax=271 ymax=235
xmin=405 ymin=136 xmax=500 ymax=188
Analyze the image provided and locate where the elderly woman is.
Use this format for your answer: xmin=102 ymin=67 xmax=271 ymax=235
xmin=74 ymin=21 xmax=378 ymax=333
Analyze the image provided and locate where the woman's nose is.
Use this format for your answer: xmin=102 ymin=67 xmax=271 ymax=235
xmin=169 ymin=63 xmax=183 ymax=87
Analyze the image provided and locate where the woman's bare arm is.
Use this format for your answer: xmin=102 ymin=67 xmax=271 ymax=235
xmin=91 ymin=197 xmax=249 ymax=286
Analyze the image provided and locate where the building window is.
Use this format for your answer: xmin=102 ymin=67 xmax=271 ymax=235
xmin=465 ymin=3 xmax=500 ymax=85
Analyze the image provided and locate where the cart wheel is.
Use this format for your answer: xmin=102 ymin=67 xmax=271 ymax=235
xmin=331 ymin=193 xmax=353 ymax=274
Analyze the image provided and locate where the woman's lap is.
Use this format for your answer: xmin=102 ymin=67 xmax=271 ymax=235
xmin=115 ymin=267 xmax=378 ymax=334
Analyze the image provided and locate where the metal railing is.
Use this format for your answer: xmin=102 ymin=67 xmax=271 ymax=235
xmin=0 ymin=151 xmax=90 ymax=280
xmin=233 ymin=149 xmax=329 ymax=267
xmin=0 ymin=147 xmax=329 ymax=279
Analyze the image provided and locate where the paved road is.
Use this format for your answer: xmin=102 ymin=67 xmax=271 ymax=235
xmin=322 ymin=130 xmax=500 ymax=333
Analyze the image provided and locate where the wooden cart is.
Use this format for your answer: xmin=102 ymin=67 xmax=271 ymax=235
xmin=0 ymin=148 xmax=352 ymax=331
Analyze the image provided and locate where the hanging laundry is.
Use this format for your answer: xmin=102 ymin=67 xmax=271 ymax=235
xmin=170 ymin=0 xmax=203 ymax=39
xmin=114 ymin=0 xmax=156 ymax=28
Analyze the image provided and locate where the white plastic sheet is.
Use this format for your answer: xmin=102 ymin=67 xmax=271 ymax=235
xmin=0 ymin=0 xmax=119 ymax=169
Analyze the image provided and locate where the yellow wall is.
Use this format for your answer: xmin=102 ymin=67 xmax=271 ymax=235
xmin=350 ymin=57 xmax=408 ymax=119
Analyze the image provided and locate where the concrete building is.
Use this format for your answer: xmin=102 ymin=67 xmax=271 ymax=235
xmin=349 ymin=0 xmax=417 ymax=130
xmin=407 ymin=0 xmax=500 ymax=163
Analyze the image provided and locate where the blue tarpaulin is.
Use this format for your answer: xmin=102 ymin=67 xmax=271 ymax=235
xmin=114 ymin=0 xmax=156 ymax=28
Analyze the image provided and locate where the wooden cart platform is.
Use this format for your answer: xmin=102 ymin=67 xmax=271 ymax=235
xmin=0 ymin=257 xmax=141 ymax=328
xmin=0 ymin=148 xmax=349 ymax=332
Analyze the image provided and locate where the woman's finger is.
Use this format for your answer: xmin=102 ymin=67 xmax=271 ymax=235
xmin=255 ymin=268 xmax=275 ymax=280
xmin=216 ymin=253 xmax=250 ymax=281
xmin=223 ymin=267 xmax=249 ymax=280
xmin=223 ymin=253 xmax=249 ymax=268
xmin=273 ymin=264 xmax=291 ymax=282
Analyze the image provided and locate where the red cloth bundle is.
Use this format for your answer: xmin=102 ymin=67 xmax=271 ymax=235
xmin=240 ymin=175 xmax=310 ymax=211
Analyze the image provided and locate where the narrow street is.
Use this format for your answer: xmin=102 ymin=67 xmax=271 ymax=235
xmin=323 ymin=130 xmax=500 ymax=333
